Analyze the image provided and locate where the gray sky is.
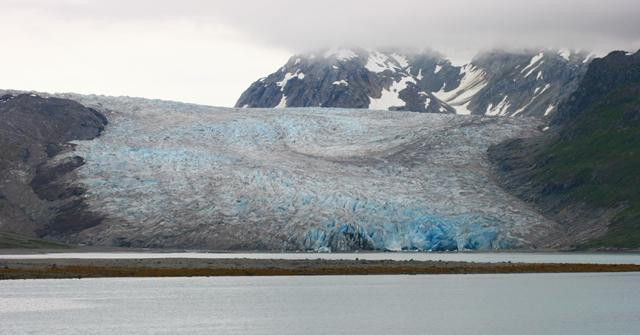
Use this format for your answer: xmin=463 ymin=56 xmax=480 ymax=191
xmin=2 ymin=0 xmax=639 ymax=106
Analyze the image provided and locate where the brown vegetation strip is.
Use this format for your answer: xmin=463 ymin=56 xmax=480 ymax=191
xmin=1 ymin=261 xmax=640 ymax=280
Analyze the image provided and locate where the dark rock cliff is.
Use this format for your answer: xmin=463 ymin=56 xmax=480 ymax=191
xmin=0 ymin=94 xmax=107 ymax=239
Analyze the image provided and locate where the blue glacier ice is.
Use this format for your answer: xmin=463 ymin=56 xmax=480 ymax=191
xmin=51 ymin=94 xmax=562 ymax=250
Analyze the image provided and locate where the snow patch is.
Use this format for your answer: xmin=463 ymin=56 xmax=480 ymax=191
xmin=512 ymin=106 xmax=527 ymax=116
xmin=558 ymin=49 xmax=571 ymax=61
xmin=323 ymin=48 xmax=358 ymax=61
xmin=536 ymin=84 xmax=551 ymax=96
xmin=276 ymin=71 xmax=305 ymax=92
xmin=512 ymin=84 xmax=552 ymax=115
xmin=521 ymin=52 xmax=544 ymax=77
xmin=486 ymin=95 xmax=510 ymax=116
xmin=544 ymin=105 xmax=555 ymax=116
xmin=369 ymin=76 xmax=415 ymax=110
xmin=433 ymin=64 xmax=487 ymax=115
xmin=513 ymin=84 xmax=550 ymax=116
xmin=416 ymin=69 xmax=423 ymax=81
xmin=277 ymin=71 xmax=300 ymax=88
xmin=275 ymin=70 xmax=304 ymax=108
xmin=455 ymin=102 xmax=473 ymax=115
xmin=365 ymin=51 xmax=397 ymax=73
xmin=332 ymin=80 xmax=349 ymax=86
xmin=523 ymin=61 xmax=544 ymax=78
xmin=434 ymin=64 xmax=442 ymax=73
xmin=391 ymin=53 xmax=409 ymax=68
xmin=418 ymin=93 xmax=431 ymax=109
xmin=275 ymin=95 xmax=287 ymax=108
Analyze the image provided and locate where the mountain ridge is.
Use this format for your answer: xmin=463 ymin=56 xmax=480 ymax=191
xmin=236 ymin=47 xmax=591 ymax=118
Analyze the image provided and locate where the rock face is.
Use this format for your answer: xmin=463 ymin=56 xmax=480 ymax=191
xmin=0 ymin=93 xmax=563 ymax=251
xmin=0 ymin=94 xmax=107 ymax=238
xmin=236 ymin=48 xmax=458 ymax=114
xmin=236 ymin=48 xmax=590 ymax=118
xmin=488 ymin=50 xmax=640 ymax=248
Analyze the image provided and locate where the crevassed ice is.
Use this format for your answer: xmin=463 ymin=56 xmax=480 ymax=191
xmin=65 ymin=95 xmax=559 ymax=251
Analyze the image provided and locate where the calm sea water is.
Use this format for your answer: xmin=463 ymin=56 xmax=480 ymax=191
xmin=2 ymin=251 xmax=640 ymax=264
xmin=1 ymin=273 xmax=639 ymax=335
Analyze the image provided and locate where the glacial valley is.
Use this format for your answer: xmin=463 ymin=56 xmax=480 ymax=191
xmin=28 ymin=94 xmax=568 ymax=251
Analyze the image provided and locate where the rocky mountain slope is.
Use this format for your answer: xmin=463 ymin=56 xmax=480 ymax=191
xmin=236 ymin=48 xmax=590 ymax=118
xmin=489 ymin=49 xmax=640 ymax=249
xmin=0 ymin=94 xmax=107 ymax=239
xmin=0 ymin=91 xmax=565 ymax=251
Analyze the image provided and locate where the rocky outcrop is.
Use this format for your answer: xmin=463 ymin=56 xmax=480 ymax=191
xmin=0 ymin=94 xmax=107 ymax=238
xmin=236 ymin=48 xmax=590 ymax=118
xmin=236 ymin=48 xmax=457 ymax=114
xmin=465 ymin=49 xmax=589 ymax=117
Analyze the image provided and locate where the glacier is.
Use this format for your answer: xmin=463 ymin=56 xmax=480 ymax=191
xmin=53 ymin=94 xmax=561 ymax=251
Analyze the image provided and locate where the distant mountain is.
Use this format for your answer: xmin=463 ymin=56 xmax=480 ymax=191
xmin=237 ymin=48 xmax=457 ymax=114
xmin=236 ymin=47 xmax=591 ymax=118
xmin=489 ymin=49 xmax=640 ymax=249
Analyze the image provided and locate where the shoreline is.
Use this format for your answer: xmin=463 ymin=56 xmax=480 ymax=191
xmin=2 ymin=246 xmax=640 ymax=255
xmin=2 ymin=258 xmax=640 ymax=280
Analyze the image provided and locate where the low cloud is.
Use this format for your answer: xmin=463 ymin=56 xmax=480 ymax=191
xmin=3 ymin=0 xmax=639 ymax=105
xmin=7 ymin=0 xmax=640 ymax=56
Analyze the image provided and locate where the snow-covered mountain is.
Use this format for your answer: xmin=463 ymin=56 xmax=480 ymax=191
xmin=236 ymin=48 xmax=591 ymax=118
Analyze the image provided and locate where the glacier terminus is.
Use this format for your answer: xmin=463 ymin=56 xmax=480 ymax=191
xmin=44 ymin=94 xmax=565 ymax=251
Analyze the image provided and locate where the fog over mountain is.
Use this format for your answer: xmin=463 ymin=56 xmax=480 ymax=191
xmin=2 ymin=0 xmax=639 ymax=106
xmin=7 ymin=0 xmax=639 ymax=54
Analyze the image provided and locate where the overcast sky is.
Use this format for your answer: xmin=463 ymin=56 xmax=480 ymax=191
xmin=2 ymin=0 xmax=639 ymax=106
